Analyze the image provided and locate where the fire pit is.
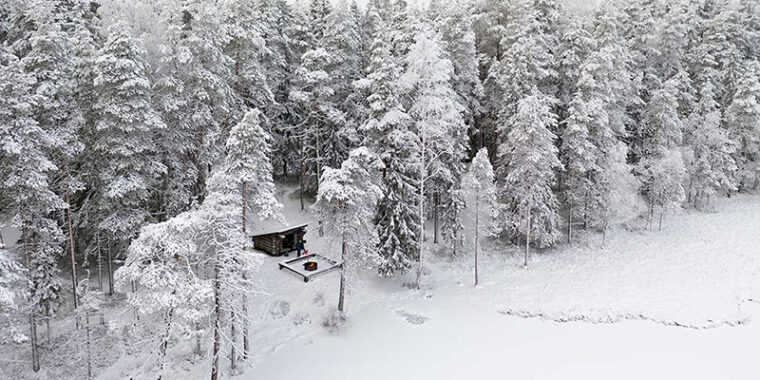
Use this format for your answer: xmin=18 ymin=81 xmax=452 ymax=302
xmin=279 ymin=253 xmax=343 ymax=283
xmin=303 ymin=261 xmax=318 ymax=272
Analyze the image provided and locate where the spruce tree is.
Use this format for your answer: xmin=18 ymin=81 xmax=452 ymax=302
xmin=357 ymin=16 xmax=420 ymax=276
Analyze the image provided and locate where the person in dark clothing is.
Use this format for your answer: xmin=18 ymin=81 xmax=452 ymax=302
xmin=296 ymin=239 xmax=305 ymax=256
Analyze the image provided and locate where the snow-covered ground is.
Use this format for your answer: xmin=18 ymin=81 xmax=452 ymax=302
xmin=232 ymin=190 xmax=760 ymax=379
xmin=4 ymin=187 xmax=760 ymax=379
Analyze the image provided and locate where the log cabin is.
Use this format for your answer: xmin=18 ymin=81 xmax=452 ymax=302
xmin=250 ymin=223 xmax=308 ymax=256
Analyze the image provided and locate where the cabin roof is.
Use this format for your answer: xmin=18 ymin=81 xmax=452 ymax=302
xmin=249 ymin=222 xmax=309 ymax=238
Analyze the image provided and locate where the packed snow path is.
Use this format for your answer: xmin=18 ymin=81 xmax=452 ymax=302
xmin=239 ymin=193 xmax=760 ymax=380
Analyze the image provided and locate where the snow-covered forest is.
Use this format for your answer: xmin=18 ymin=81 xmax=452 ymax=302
xmin=1 ymin=0 xmax=759 ymax=379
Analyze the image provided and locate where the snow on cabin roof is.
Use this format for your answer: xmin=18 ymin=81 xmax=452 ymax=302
xmin=249 ymin=222 xmax=310 ymax=237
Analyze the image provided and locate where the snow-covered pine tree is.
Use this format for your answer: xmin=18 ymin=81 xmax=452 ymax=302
xmin=684 ymin=76 xmax=738 ymax=210
xmin=314 ymin=148 xmax=384 ymax=314
xmin=432 ymin=1 xmax=484 ymax=143
xmin=0 ymin=48 xmax=66 ymax=372
xmin=557 ymin=18 xmax=595 ymax=109
xmin=497 ymin=94 xmax=562 ymax=266
xmin=258 ymin=0 xmax=303 ymax=178
xmin=725 ymin=59 xmax=760 ymax=191
xmin=224 ymin=0 xmax=274 ymax=113
xmin=356 ymin=15 xmax=420 ymax=276
xmin=93 ymin=23 xmax=166 ymax=254
xmin=473 ymin=0 xmax=512 ymax=163
xmin=389 ymin=0 xmax=415 ymax=69
xmin=491 ymin=0 xmax=558 ymax=125
xmin=560 ymin=91 xmax=599 ymax=243
xmin=430 ymin=5 xmax=484 ymax=251
xmin=15 ymin=0 xmax=86 ymax=312
xmin=557 ymin=19 xmax=596 ymax=238
xmin=462 ymin=148 xmax=495 ymax=285
xmin=639 ymin=78 xmax=687 ymax=228
xmin=623 ymin=0 xmax=661 ymax=163
xmin=323 ymin=0 xmax=364 ymax=152
xmin=291 ymin=0 xmax=363 ymax=195
xmin=225 ymin=109 xmax=284 ymax=228
xmin=153 ymin=0 xmax=235 ymax=218
xmin=583 ymin=3 xmax=641 ymax=242
xmin=399 ymin=25 xmax=466 ymax=286
xmin=224 ymin=108 xmax=283 ymax=360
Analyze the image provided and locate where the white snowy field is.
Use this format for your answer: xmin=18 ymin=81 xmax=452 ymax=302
xmin=228 ymin=191 xmax=760 ymax=380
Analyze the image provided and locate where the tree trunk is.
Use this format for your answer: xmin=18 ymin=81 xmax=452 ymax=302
xmin=524 ymin=203 xmax=531 ymax=269
xmin=157 ymin=307 xmax=174 ymax=380
xmin=658 ymin=209 xmax=664 ymax=231
xmin=30 ymin=312 xmax=40 ymax=372
xmin=433 ymin=192 xmax=438 ymax=244
xmin=24 ymin=227 xmax=41 ymax=372
xmin=567 ymin=200 xmax=573 ymax=244
xmin=316 ymin=131 xmax=322 ymax=190
xmin=85 ymin=310 xmax=93 ymax=380
xmin=474 ymin=193 xmax=479 ymax=286
xmin=242 ymin=289 xmax=249 ymax=360
xmin=230 ymin=309 xmax=237 ymax=372
xmin=299 ymin=137 xmax=305 ymax=211
xmin=194 ymin=323 xmax=202 ymax=357
xmin=210 ymin=264 xmax=221 ymax=380
xmin=338 ymin=238 xmax=346 ymax=313
xmin=602 ymin=206 xmax=609 ymax=249
xmin=97 ymin=233 xmax=103 ymax=292
xmin=242 ymin=181 xmax=247 ymax=238
xmin=240 ymin=183 xmax=250 ymax=360
xmin=132 ymin=280 xmax=139 ymax=321
xmin=106 ymin=238 xmax=114 ymax=296
xmin=63 ymin=162 xmax=78 ymax=311
xmin=416 ymin=136 xmax=426 ymax=290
